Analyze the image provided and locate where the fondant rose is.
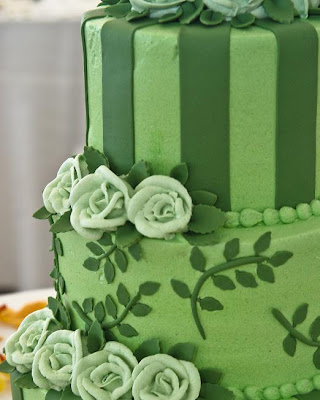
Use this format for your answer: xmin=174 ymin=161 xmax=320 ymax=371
xmin=32 ymin=329 xmax=85 ymax=392
xmin=69 ymin=166 xmax=133 ymax=241
xmin=132 ymin=354 xmax=201 ymax=400
xmin=309 ymin=0 xmax=320 ymax=7
xmin=127 ymin=176 xmax=192 ymax=239
xmin=5 ymin=308 xmax=58 ymax=374
xmin=73 ymin=342 xmax=138 ymax=400
xmin=129 ymin=0 xmax=186 ymax=18
xmin=204 ymin=0 xmax=263 ymax=18
xmin=43 ymin=155 xmax=89 ymax=215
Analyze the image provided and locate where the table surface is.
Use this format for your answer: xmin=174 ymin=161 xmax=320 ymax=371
xmin=0 ymin=288 xmax=55 ymax=400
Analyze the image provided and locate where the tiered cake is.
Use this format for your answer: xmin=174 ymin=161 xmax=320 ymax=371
xmin=2 ymin=0 xmax=320 ymax=398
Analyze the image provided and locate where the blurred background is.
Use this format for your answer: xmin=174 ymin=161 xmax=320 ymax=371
xmin=0 ymin=0 xmax=98 ymax=292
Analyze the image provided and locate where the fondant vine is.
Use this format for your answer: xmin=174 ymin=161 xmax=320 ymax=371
xmin=171 ymin=232 xmax=293 ymax=339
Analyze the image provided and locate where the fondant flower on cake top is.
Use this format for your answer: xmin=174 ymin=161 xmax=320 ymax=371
xmin=132 ymin=354 xmax=201 ymax=400
xmin=127 ymin=176 xmax=193 ymax=239
xmin=43 ymin=155 xmax=89 ymax=216
xmin=5 ymin=308 xmax=59 ymax=374
xmin=32 ymin=329 xmax=85 ymax=392
xmin=69 ymin=166 xmax=133 ymax=241
xmin=73 ymin=341 xmax=138 ymax=400
xmin=204 ymin=0 xmax=263 ymax=17
xmin=129 ymin=0 xmax=187 ymax=18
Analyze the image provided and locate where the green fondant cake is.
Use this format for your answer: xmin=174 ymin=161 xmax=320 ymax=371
xmin=3 ymin=0 xmax=320 ymax=399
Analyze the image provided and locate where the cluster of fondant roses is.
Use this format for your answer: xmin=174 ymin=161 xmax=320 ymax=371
xmin=5 ymin=309 xmax=202 ymax=400
xmin=43 ymin=153 xmax=193 ymax=241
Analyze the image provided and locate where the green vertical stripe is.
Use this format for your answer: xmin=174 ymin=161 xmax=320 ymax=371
xmin=179 ymin=25 xmax=231 ymax=211
xmin=257 ymin=20 xmax=318 ymax=208
xmin=10 ymin=371 xmax=24 ymax=400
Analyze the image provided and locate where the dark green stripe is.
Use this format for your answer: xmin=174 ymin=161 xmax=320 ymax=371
xmin=257 ymin=20 xmax=318 ymax=208
xmin=179 ymin=24 xmax=231 ymax=211
xmin=10 ymin=371 xmax=24 ymax=400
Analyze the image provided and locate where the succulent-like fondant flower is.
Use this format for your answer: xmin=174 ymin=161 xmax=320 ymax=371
xmin=204 ymin=0 xmax=263 ymax=17
xmin=127 ymin=176 xmax=193 ymax=239
xmin=69 ymin=166 xmax=133 ymax=241
xmin=132 ymin=354 xmax=201 ymax=400
xmin=5 ymin=308 xmax=58 ymax=374
xmin=32 ymin=329 xmax=85 ymax=392
xmin=129 ymin=0 xmax=186 ymax=18
xmin=73 ymin=341 xmax=138 ymax=400
xmin=43 ymin=155 xmax=89 ymax=216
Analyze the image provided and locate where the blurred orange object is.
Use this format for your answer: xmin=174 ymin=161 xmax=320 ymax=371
xmin=0 ymin=301 xmax=47 ymax=328
xmin=0 ymin=355 xmax=9 ymax=393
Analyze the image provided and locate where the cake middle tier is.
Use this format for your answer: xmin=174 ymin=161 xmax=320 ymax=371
xmin=83 ymin=16 xmax=320 ymax=213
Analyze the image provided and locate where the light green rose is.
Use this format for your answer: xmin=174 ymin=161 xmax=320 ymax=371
xmin=132 ymin=354 xmax=201 ymax=400
xmin=204 ymin=0 xmax=263 ymax=17
xmin=73 ymin=341 xmax=138 ymax=400
xmin=32 ymin=329 xmax=85 ymax=392
xmin=43 ymin=155 xmax=89 ymax=215
xmin=127 ymin=176 xmax=192 ymax=239
xmin=309 ymin=0 xmax=320 ymax=7
xmin=5 ymin=309 xmax=58 ymax=374
xmin=69 ymin=166 xmax=133 ymax=241
xmin=129 ymin=0 xmax=187 ymax=17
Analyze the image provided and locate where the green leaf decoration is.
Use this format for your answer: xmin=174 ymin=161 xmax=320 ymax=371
xmin=292 ymin=303 xmax=309 ymax=327
xmin=57 ymin=302 xmax=71 ymax=330
xmin=129 ymin=242 xmax=142 ymax=261
xmin=170 ymin=163 xmax=189 ymax=185
xmin=309 ymin=316 xmax=320 ymax=341
xmin=254 ymin=232 xmax=272 ymax=255
xmin=86 ymin=242 xmax=104 ymax=256
xmin=189 ymin=205 xmax=226 ymax=234
xmin=200 ymin=368 xmax=222 ymax=385
xmin=105 ymin=295 xmax=117 ymax=319
xmin=200 ymin=10 xmax=224 ymax=26
xmin=94 ymin=301 xmax=106 ymax=323
xmin=48 ymin=296 xmax=59 ymax=315
xmin=313 ymin=348 xmax=320 ymax=369
xmin=171 ymin=279 xmax=191 ymax=299
xmin=235 ymin=270 xmax=258 ymax=288
xmin=180 ymin=0 xmax=204 ymax=24
xmin=46 ymin=390 xmax=62 ymax=400
xmin=212 ymin=275 xmax=236 ymax=291
xmin=50 ymin=266 xmax=59 ymax=280
xmin=82 ymin=298 xmax=94 ymax=314
xmin=58 ymin=275 xmax=66 ymax=295
xmin=135 ymin=339 xmax=161 ymax=361
xmin=117 ymin=283 xmax=130 ymax=306
xmin=114 ymin=249 xmax=128 ymax=272
xmin=131 ymin=303 xmax=152 ymax=317
xmin=87 ymin=320 xmax=105 ymax=353
xmin=189 ymin=190 xmax=218 ymax=206
xmin=231 ymin=12 xmax=255 ymax=28
xmin=126 ymin=9 xmax=148 ymax=21
xmin=269 ymin=251 xmax=293 ymax=267
xmin=200 ymin=383 xmax=235 ymax=400
xmin=199 ymin=297 xmax=224 ymax=312
xmin=50 ymin=211 xmax=73 ymax=233
xmin=168 ymin=343 xmax=196 ymax=362
xmin=104 ymin=259 xmax=115 ymax=284
xmin=83 ymin=257 xmax=100 ymax=272
xmin=54 ymin=238 xmax=63 ymax=256
xmin=15 ymin=373 xmax=37 ymax=389
xmin=33 ymin=206 xmax=52 ymax=220
xmin=139 ymin=282 xmax=161 ymax=296
xmin=98 ymin=232 xmax=113 ymax=247
xmin=83 ymin=146 xmax=109 ymax=173
xmin=116 ymin=222 xmax=141 ymax=248
xmin=126 ymin=160 xmax=152 ymax=187
xmin=61 ymin=386 xmax=81 ymax=400
xmin=159 ymin=7 xmax=183 ymax=22
xmin=105 ymin=3 xmax=131 ymax=17
xmin=72 ymin=301 xmax=92 ymax=326
xmin=224 ymin=238 xmax=240 ymax=261
xmin=183 ymin=232 xmax=219 ymax=247
xmin=0 ymin=360 xmax=15 ymax=373
xmin=283 ymin=333 xmax=297 ymax=357
xmin=257 ymin=264 xmax=275 ymax=283
xmin=118 ymin=324 xmax=138 ymax=337
xmin=262 ymin=0 xmax=294 ymax=23
xmin=190 ymin=247 xmax=206 ymax=272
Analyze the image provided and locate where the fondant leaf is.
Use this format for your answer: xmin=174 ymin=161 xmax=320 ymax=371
xmin=50 ymin=211 xmax=73 ymax=233
xmin=314 ymin=348 xmax=320 ymax=369
xmin=183 ymin=232 xmax=219 ymax=246
xmin=72 ymin=301 xmax=92 ymax=326
xmin=57 ymin=302 xmax=71 ymax=329
xmin=94 ymin=301 xmax=106 ymax=323
xmin=105 ymin=295 xmax=117 ymax=319
xmin=126 ymin=9 xmax=148 ymax=21
xmin=117 ymin=283 xmax=130 ymax=306
xmin=269 ymin=251 xmax=293 ymax=267
xmin=199 ymin=297 xmax=224 ymax=312
xmin=83 ymin=146 xmax=109 ymax=173
xmin=171 ymin=279 xmax=191 ymax=299
xmin=0 ymin=360 xmax=15 ymax=373
xmin=105 ymin=3 xmax=131 ymax=17
xmin=190 ymin=247 xmax=206 ymax=272
xmin=168 ymin=343 xmax=196 ymax=362
xmin=50 ymin=267 xmax=59 ymax=280
xmin=200 ymin=10 xmax=224 ymax=26
xmin=116 ymin=222 xmax=141 ymax=248
xmin=292 ymin=303 xmax=309 ymax=327
xmin=283 ymin=333 xmax=297 ymax=357
xmin=126 ymin=160 xmax=152 ymax=187
xmin=224 ymin=238 xmax=240 ymax=261
xmin=98 ymin=232 xmax=113 ymax=247
xmin=46 ymin=390 xmax=62 ymax=400
xmin=114 ymin=249 xmax=128 ymax=272
xmin=212 ymin=275 xmax=236 ymax=291
xmin=86 ymin=242 xmax=104 ymax=256
xmin=83 ymin=257 xmax=100 ymax=272
xmin=189 ymin=205 xmax=226 ymax=234
xmin=159 ymin=7 xmax=183 ymax=22
xmin=254 ymin=232 xmax=272 ymax=255
xmin=131 ymin=303 xmax=152 ymax=317
xmin=170 ymin=163 xmax=189 ymax=185
xmin=179 ymin=0 xmax=204 ymax=24
xmin=190 ymin=190 xmax=218 ymax=206
xmin=58 ymin=275 xmax=66 ymax=295
xmin=200 ymin=368 xmax=223 ymax=385
xmin=61 ymin=386 xmax=81 ymax=400
xmin=139 ymin=282 xmax=161 ymax=296
xmin=135 ymin=339 xmax=161 ymax=361
xmin=231 ymin=12 xmax=255 ymax=28
xmin=257 ymin=264 xmax=275 ymax=283
xmin=15 ymin=373 xmax=37 ymax=389
xmin=33 ymin=206 xmax=52 ymax=220
xmin=129 ymin=242 xmax=142 ymax=261
xmin=200 ymin=383 xmax=235 ymax=400
xmin=54 ymin=238 xmax=63 ymax=256
xmin=118 ymin=324 xmax=138 ymax=337
xmin=262 ymin=0 xmax=295 ymax=23
xmin=87 ymin=320 xmax=105 ymax=353
xmin=48 ymin=296 xmax=59 ymax=316
xmin=235 ymin=270 xmax=258 ymax=288
xmin=82 ymin=298 xmax=94 ymax=314
xmin=104 ymin=259 xmax=115 ymax=284
xmin=309 ymin=316 xmax=320 ymax=341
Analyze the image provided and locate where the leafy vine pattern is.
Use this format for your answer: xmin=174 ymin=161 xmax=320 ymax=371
xmin=171 ymin=232 xmax=293 ymax=339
